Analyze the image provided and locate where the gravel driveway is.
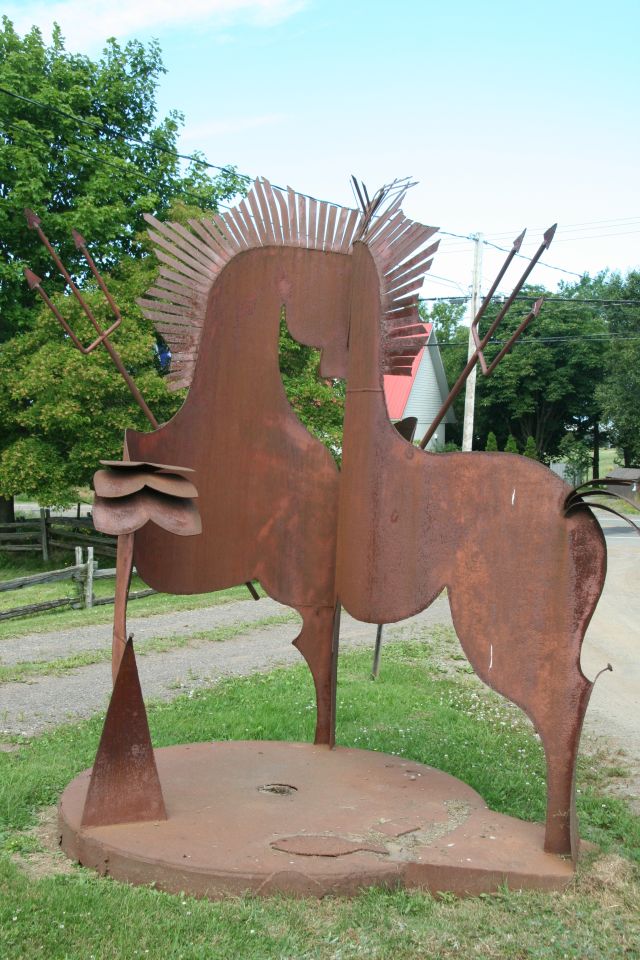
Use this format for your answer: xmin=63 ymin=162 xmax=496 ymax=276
xmin=0 ymin=595 xmax=451 ymax=735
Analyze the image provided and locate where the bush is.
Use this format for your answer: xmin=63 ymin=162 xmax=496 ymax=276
xmin=504 ymin=435 xmax=519 ymax=453
xmin=485 ymin=431 xmax=498 ymax=451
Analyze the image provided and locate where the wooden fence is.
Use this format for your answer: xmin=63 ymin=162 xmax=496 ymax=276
xmin=0 ymin=547 xmax=155 ymax=622
xmin=0 ymin=511 xmax=116 ymax=561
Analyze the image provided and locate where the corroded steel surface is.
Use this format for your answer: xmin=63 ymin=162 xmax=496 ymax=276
xmin=81 ymin=638 xmax=166 ymax=827
xmin=61 ymin=741 xmax=575 ymax=898
xmin=92 ymin=461 xmax=201 ymax=681
xmin=127 ymin=245 xmax=350 ymax=745
xmin=336 ymin=241 xmax=607 ymax=859
xmin=44 ymin=179 xmax=621 ymax=887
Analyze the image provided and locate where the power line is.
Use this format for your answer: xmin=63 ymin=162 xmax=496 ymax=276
xmin=483 ymin=215 xmax=640 ymax=240
xmin=428 ymin=334 xmax=640 ymax=348
xmin=420 ymin=295 xmax=640 ymax=305
xmin=0 ymin=83 xmax=341 ymax=208
xmin=0 ymin=83 xmax=251 ymax=184
xmin=1 ymin=119 xmax=237 ymax=212
xmin=0 ymin=81 xmax=632 ymax=282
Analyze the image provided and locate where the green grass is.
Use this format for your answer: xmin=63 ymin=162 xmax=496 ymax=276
xmin=0 ymin=637 xmax=639 ymax=959
xmin=0 ymin=552 xmax=265 ymax=641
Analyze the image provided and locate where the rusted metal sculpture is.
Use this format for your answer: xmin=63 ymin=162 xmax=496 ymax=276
xmin=27 ymin=178 xmax=634 ymax=896
xmin=336 ymin=211 xmax=605 ymax=860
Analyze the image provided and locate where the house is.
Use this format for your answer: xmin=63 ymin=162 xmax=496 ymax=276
xmin=383 ymin=323 xmax=455 ymax=448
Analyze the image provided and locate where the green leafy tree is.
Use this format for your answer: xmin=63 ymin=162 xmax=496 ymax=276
xmin=504 ymin=434 xmax=519 ymax=454
xmin=0 ymin=19 xmax=244 ymax=513
xmin=279 ymin=313 xmax=344 ymax=462
xmin=424 ymin=287 xmax=610 ymax=462
xmin=475 ymin=289 xmax=608 ymax=462
xmin=523 ymin=435 xmax=538 ymax=459
xmin=590 ymin=270 xmax=640 ymax=467
xmin=557 ymin=433 xmax=592 ymax=486
xmin=485 ymin=431 xmax=498 ymax=451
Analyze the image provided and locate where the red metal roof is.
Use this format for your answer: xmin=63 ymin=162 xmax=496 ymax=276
xmin=383 ymin=323 xmax=431 ymax=420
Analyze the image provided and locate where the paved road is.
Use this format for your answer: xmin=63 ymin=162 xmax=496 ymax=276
xmin=581 ymin=512 xmax=639 ymax=802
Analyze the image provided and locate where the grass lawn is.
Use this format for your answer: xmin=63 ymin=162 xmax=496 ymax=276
xmin=1 ymin=638 xmax=638 ymax=959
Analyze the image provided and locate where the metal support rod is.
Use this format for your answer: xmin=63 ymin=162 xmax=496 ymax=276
xmin=113 ymin=532 xmax=135 ymax=684
xmin=371 ymin=624 xmax=384 ymax=679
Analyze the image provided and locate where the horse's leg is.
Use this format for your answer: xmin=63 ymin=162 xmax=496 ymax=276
xmin=448 ymin=567 xmax=597 ymax=862
xmin=293 ymin=604 xmax=338 ymax=747
xmin=534 ymin=674 xmax=593 ymax=859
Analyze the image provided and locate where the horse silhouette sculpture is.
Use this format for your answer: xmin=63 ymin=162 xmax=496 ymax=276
xmin=130 ymin=182 xmax=609 ymax=858
xmin=336 ymin=236 xmax=607 ymax=859
xmin=28 ymin=179 xmax=623 ymax=886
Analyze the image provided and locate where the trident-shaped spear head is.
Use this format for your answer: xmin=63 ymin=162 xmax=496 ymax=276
xmin=543 ymin=223 xmax=557 ymax=249
xmin=23 ymin=267 xmax=42 ymax=290
xmin=24 ymin=208 xmax=42 ymax=230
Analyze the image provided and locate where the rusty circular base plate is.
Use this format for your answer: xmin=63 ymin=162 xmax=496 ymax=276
xmin=59 ymin=741 xmax=574 ymax=898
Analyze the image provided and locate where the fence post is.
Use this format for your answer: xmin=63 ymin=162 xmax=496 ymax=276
xmin=74 ymin=546 xmax=84 ymax=608
xmin=85 ymin=547 xmax=95 ymax=608
xmin=39 ymin=508 xmax=50 ymax=562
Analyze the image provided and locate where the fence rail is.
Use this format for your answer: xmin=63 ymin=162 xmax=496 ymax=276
xmin=0 ymin=547 xmax=156 ymax=622
xmin=0 ymin=510 xmax=116 ymax=560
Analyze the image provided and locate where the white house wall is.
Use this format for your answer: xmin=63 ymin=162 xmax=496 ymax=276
xmin=404 ymin=344 xmax=446 ymax=449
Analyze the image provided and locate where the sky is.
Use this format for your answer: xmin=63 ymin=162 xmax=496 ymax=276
xmin=5 ymin=0 xmax=640 ymax=299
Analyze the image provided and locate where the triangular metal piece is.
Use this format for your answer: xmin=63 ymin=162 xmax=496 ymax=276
xmin=81 ymin=638 xmax=167 ymax=827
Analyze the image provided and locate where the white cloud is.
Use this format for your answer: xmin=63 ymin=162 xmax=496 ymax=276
xmin=3 ymin=0 xmax=306 ymax=51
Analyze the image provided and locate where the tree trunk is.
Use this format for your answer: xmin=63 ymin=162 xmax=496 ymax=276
xmin=592 ymin=420 xmax=600 ymax=478
xmin=0 ymin=495 xmax=15 ymax=523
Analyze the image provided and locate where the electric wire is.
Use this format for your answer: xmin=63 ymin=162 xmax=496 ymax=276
xmin=1 ymin=82 xmax=635 ymax=285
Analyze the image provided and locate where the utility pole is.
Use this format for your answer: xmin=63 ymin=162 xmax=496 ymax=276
xmin=462 ymin=233 xmax=483 ymax=451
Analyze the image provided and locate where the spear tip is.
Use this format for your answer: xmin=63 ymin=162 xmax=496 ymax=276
xmin=72 ymin=228 xmax=86 ymax=249
xmin=513 ymin=228 xmax=526 ymax=252
xmin=23 ymin=267 xmax=42 ymax=289
xmin=543 ymin=223 xmax=557 ymax=248
xmin=532 ymin=296 xmax=545 ymax=315
xmin=24 ymin=208 xmax=41 ymax=229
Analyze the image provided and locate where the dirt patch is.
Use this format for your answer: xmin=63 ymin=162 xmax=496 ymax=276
xmin=10 ymin=805 xmax=76 ymax=880
xmin=578 ymin=853 xmax=640 ymax=914
xmin=580 ymin=733 xmax=640 ymax=815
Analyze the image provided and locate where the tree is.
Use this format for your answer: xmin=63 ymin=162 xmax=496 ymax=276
xmin=475 ymin=289 xmax=608 ymax=461
xmin=557 ymin=434 xmax=591 ymax=486
xmin=0 ymin=19 xmax=244 ymax=513
xmin=278 ymin=313 xmax=345 ymax=462
xmin=485 ymin=431 xmax=498 ymax=451
xmin=427 ymin=287 xmax=610 ymax=461
xmin=504 ymin=434 xmax=519 ymax=454
xmin=590 ymin=270 xmax=640 ymax=467
xmin=523 ymin=436 xmax=538 ymax=459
